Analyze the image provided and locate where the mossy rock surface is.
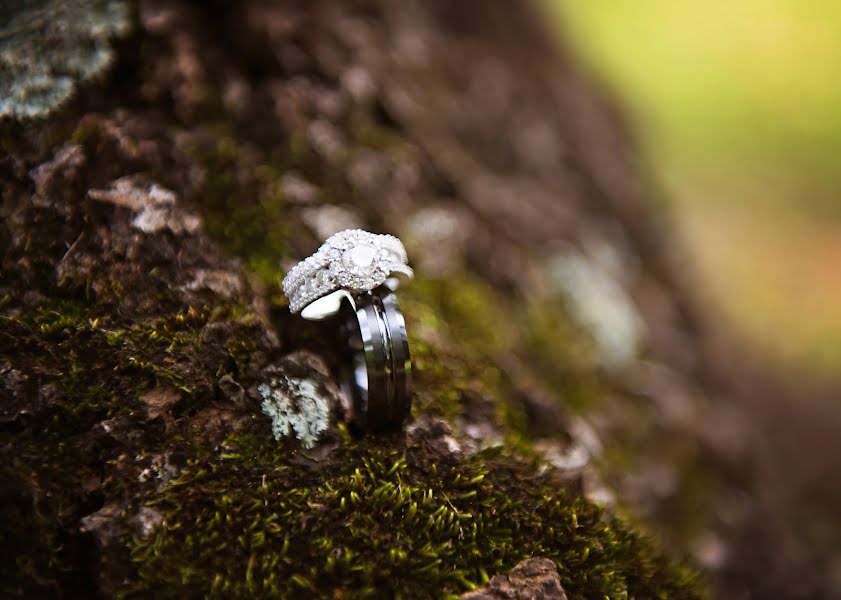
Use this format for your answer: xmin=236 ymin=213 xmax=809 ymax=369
xmin=0 ymin=0 xmax=714 ymax=597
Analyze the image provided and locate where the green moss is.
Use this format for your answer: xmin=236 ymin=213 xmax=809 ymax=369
xmin=0 ymin=284 xmax=275 ymax=594
xmin=0 ymin=289 xmax=261 ymax=446
xmin=125 ymin=431 xmax=702 ymax=599
xmin=177 ymin=129 xmax=290 ymax=290
xmin=402 ymin=276 xmax=583 ymax=443
xmin=400 ymin=277 xmax=515 ymax=423
xmin=0 ymin=296 xmax=134 ymax=594
xmin=405 ymin=277 xmax=512 ymax=356
xmin=32 ymin=299 xmax=88 ymax=339
xmin=522 ymin=300 xmax=607 ymax=412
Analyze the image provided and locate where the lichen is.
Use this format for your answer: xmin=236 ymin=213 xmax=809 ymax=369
xmin=0 ymin=0 xmax=130 ymax=119
xmin=258 ymin=376 xmax=330 ymax=449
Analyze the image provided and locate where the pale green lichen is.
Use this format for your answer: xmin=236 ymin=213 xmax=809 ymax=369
xmin=0 ymin=0 xmax=130 ymax=119
xmin=259 ymin=377 xmax=330 ymax=449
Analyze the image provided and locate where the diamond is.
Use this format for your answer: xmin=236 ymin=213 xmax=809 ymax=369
xmin=343 ymin=244 xmax=377 ymax=272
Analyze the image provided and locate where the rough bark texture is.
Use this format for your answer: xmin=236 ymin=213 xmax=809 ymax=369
xmin=2 ymin=1 xmax=839 ymax=598
xmin=461 ymin=558 xmax=568 ymax=600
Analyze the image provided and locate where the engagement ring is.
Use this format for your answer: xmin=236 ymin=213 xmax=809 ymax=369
xmin=283 ymin=229 xmax=412 ymax=318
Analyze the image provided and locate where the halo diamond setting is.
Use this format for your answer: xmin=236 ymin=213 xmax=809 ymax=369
xmin=282 ymin=229 xmax=413 ymax=314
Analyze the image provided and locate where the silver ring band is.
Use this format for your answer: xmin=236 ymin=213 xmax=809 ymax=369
xmin=340 ymin=286 xmax=412 ymax=430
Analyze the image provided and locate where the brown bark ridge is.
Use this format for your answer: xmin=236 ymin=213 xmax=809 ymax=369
xmin=461 ymin=558 xmax=568 ymax=600
xmin=1 ymin=0 xmax=838 ymax=598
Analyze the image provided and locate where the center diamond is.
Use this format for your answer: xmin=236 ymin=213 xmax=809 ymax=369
xmin=342 ymin=244 xmax=378 ymax=274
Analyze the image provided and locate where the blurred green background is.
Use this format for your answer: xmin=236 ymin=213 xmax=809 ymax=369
xmin=548 ymin=0 xmax=841 ymax=373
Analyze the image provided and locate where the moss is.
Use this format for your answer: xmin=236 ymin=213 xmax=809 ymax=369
xmin=400 ymin=276 xmax=517 ymax=424
xmin=125 ymin=430 xmax=702 ymax=599
xmin=0 ymin=295 xmax=133 ymax=594
xmin=0 ymin=272 xmax=269 ymax=547
xmin=402 ymin=276 xmax=585 ymax=443
xmin=177 ymin=128 xmax=291 ymax=291
xmin=521 ymin=299 xmax=608 ymax=412
xmin=405 ymin=277 xmax=512 ymax=358
xmin=0 ymin=277 xmax=281 ymax=594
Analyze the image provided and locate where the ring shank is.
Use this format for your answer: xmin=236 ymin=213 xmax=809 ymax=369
xmin=340 ymin=286 xmax=412 ymax=430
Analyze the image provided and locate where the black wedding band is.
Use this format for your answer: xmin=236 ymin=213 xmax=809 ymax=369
xmin=340 ymin=285 xmax=411 ymax=431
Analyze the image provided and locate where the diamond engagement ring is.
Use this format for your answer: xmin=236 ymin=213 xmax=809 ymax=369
xmin=282 ymin=229 xmax=413 ymax=318
xmin=282 ymin=229 xmax=413 ymax=430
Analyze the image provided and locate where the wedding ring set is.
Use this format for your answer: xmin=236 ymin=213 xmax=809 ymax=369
xmin=282 ymin=230 xmax=413 ymax=431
